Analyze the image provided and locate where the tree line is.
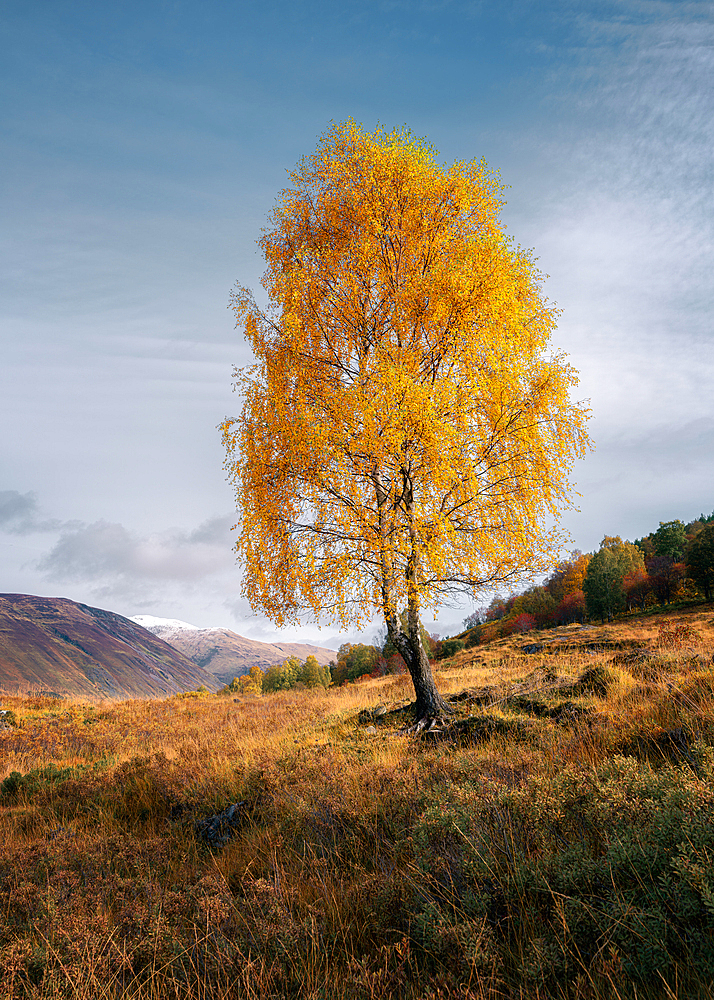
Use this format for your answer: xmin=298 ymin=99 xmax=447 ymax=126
xmin=220 ymin=656 xmax=331 ymax=697
xmin=466 ymin=511 xmax=714 ymax=642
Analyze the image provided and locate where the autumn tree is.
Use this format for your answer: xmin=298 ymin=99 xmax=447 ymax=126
xmin=623 ymin=566 xmax=652 ymax=612
xmin=222 ymin=121 xmax=591 ymax=722
xmin=262 ymin=656 xmax=302 ymax=693
xmin=300 ymin=654 xmax=331 ymax=689
xmin=331 ymin=643 xmax=381 ymax=685
xmin=545 ymin=551 xmax=590 ymax=604
xmin=556 ymin=589 xmax=586 ymax=624
xmin=511 ymin=585 xmax=557 ymax=626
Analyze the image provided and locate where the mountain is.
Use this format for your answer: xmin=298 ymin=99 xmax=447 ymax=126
xmin=131 ymin=615 xmax=336 ymax=685
xmin=0 ymin=594 xmax=219 ymax=698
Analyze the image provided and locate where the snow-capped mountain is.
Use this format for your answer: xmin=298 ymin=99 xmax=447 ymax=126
xmin=130 ymin=615 xmax=335 ymax=685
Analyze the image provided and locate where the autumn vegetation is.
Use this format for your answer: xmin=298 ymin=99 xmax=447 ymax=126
xmin=462 ymin=512 xmax=714 ymax=650
xmin=226 ymin=512 xmax=713 ymax=695
xmin=4 ymin=121 xmax=711 ymax=997
xmin=2 ymin=597 xmax=714 ymax=999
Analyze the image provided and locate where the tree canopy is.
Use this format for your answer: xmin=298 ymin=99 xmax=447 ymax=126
xmin=583 ymin=537 xmax=644 ymax=622
xmin=652 ymin=520 xmax=687 ymax=560
xmin=686 ymin=524 xmax=714 ymax=601
xmin=222 ymin=121 xmax=591 ymax=718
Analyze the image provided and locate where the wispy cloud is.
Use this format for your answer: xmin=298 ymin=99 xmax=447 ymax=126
xmin=0 ymin=490 xmax=65 ymax=534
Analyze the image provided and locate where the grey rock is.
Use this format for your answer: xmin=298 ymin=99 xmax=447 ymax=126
xmin=195 ymin=801 xmax=248 ymax=849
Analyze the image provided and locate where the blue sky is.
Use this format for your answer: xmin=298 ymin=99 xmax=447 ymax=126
xmin=1 ymin=1 xmax=712 ymax=645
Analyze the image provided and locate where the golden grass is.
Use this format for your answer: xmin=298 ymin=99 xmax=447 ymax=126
xmin=1 ymin=608 xmax=713 ymax=998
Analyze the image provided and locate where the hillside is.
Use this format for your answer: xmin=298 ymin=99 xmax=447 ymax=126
xmin=452 ymin=601 xmax=714 ymax=666
xmin=131 ymin=614 xmax=335 ymax=684
xmin=0 ymin=594 xmax=219 ymax=698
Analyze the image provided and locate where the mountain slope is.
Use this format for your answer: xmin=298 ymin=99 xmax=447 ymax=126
xmin=0 ymin=594 xmax=219 ymax=698
xmin=131 ymin=615 xmax=335 ymax=685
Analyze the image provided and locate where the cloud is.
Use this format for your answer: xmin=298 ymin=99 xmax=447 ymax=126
xmin=0 ymin=489 xmax=64 ymax=534
xmin=0 ymin=490 xmax=37 ymax=525
xmin=37 ymin=514 xmax=236 ymax=583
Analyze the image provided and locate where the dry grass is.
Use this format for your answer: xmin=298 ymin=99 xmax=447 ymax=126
xmin=1 ymin=607 xmax=714 ymax=998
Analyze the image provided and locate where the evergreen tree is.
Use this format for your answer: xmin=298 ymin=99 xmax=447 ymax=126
xmin=686 ymin=524 xmax=714 ymax=601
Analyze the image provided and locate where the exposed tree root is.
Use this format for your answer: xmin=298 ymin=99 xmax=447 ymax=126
xmin=400 ymin=714 xmax=450 ymax=735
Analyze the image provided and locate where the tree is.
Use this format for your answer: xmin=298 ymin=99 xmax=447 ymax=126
xmin=299 ymin=654 xmax=330 ymax=689
xmin=262 ymin=655 xmax=302 ymax=692
xmin=583 ymin=537 xmax=644 ymax=622
xmin=686 ymin=523 xmax=714 ymax=600
xmin=221 ymin=663 xmax=264 ymax=696
xmin=545 ymin=551 xmax=590 ymax=604
xmin=511 ymin=585 xmax=557 ymax=626
xmin=221 ymin=121 xmax=591 ymax=721
xmin=555 ymin=589 xmax=586 ymax=624
xmin=623 ymin=566 xmax=652 ymax=612
xmin=645 ymin=555 xmax=685 ymax=605
xmin=652 ymin=520 xmax=686 ymax=560
xmin=330 ymin=643 xmax=382 ymax=685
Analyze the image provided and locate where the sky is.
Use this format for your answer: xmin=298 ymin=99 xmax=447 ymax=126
xmin=1 ymin=0 xmax=712 ymax=647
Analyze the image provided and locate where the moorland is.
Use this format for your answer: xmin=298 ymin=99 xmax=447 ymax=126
xmin=1 ymin=603 xmax=714 ymax=999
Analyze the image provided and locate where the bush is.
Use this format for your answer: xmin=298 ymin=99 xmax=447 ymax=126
xmin=435 ymin=638 xmax=465 ymax=660
xmin=0 ymin=763 xmax=87 ymax=804
xmin=412 ymin=754 xmax=714 ymax=989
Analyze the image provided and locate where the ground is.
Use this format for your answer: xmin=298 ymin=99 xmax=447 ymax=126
xmin=1 ymin=602 xmax=713 ymax=998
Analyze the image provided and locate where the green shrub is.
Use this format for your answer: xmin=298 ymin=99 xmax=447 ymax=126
xmin=0 ymin=763 xmax=87 ymax=804
xmin=411 ymin=753 xmax=714 ymax=990
xmin=435 ymin=638 xmax=465 ymax=660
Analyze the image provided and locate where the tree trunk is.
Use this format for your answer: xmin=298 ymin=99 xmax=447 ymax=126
xmin=405 ymin=630 xmax=451 ymax=718
xmin=380 ymin=609 xmax=451 ymax=718
xmin=375 ymin=467 xmax=451 ymax=720
xmin=403 ymin=486 xmax=451 ymax=718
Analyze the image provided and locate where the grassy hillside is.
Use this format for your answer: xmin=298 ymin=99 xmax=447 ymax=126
xmin=0 ymin=595 xmax=219 ymax=698
xmin=1 ymin=606 xmax=713 ymax=998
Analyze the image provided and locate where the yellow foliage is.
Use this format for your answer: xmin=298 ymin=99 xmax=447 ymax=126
xmin=222 ymin=120 xmax=591 ymax=634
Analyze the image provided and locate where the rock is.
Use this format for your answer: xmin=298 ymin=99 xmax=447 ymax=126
xmin=194 ymin=801 xmax=248 ymax=849
xmin=521 ymin=644 xmax=544 ymax=654
xmin=0 ymin=709 xmax=17 ymax=729
xmin=364 ymin=725 xmax=378 ymax=734
xmin=359 ymin=704 xmax=390 ymax=725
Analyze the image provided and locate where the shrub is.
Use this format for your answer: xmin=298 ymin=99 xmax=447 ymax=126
xmin=412 ymin=754 xmax=714 ymax=990
xmin=435 ymin=638 xmax=465 ymax=660
xmin=0 ymin=763 xmax=87 ymax=804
